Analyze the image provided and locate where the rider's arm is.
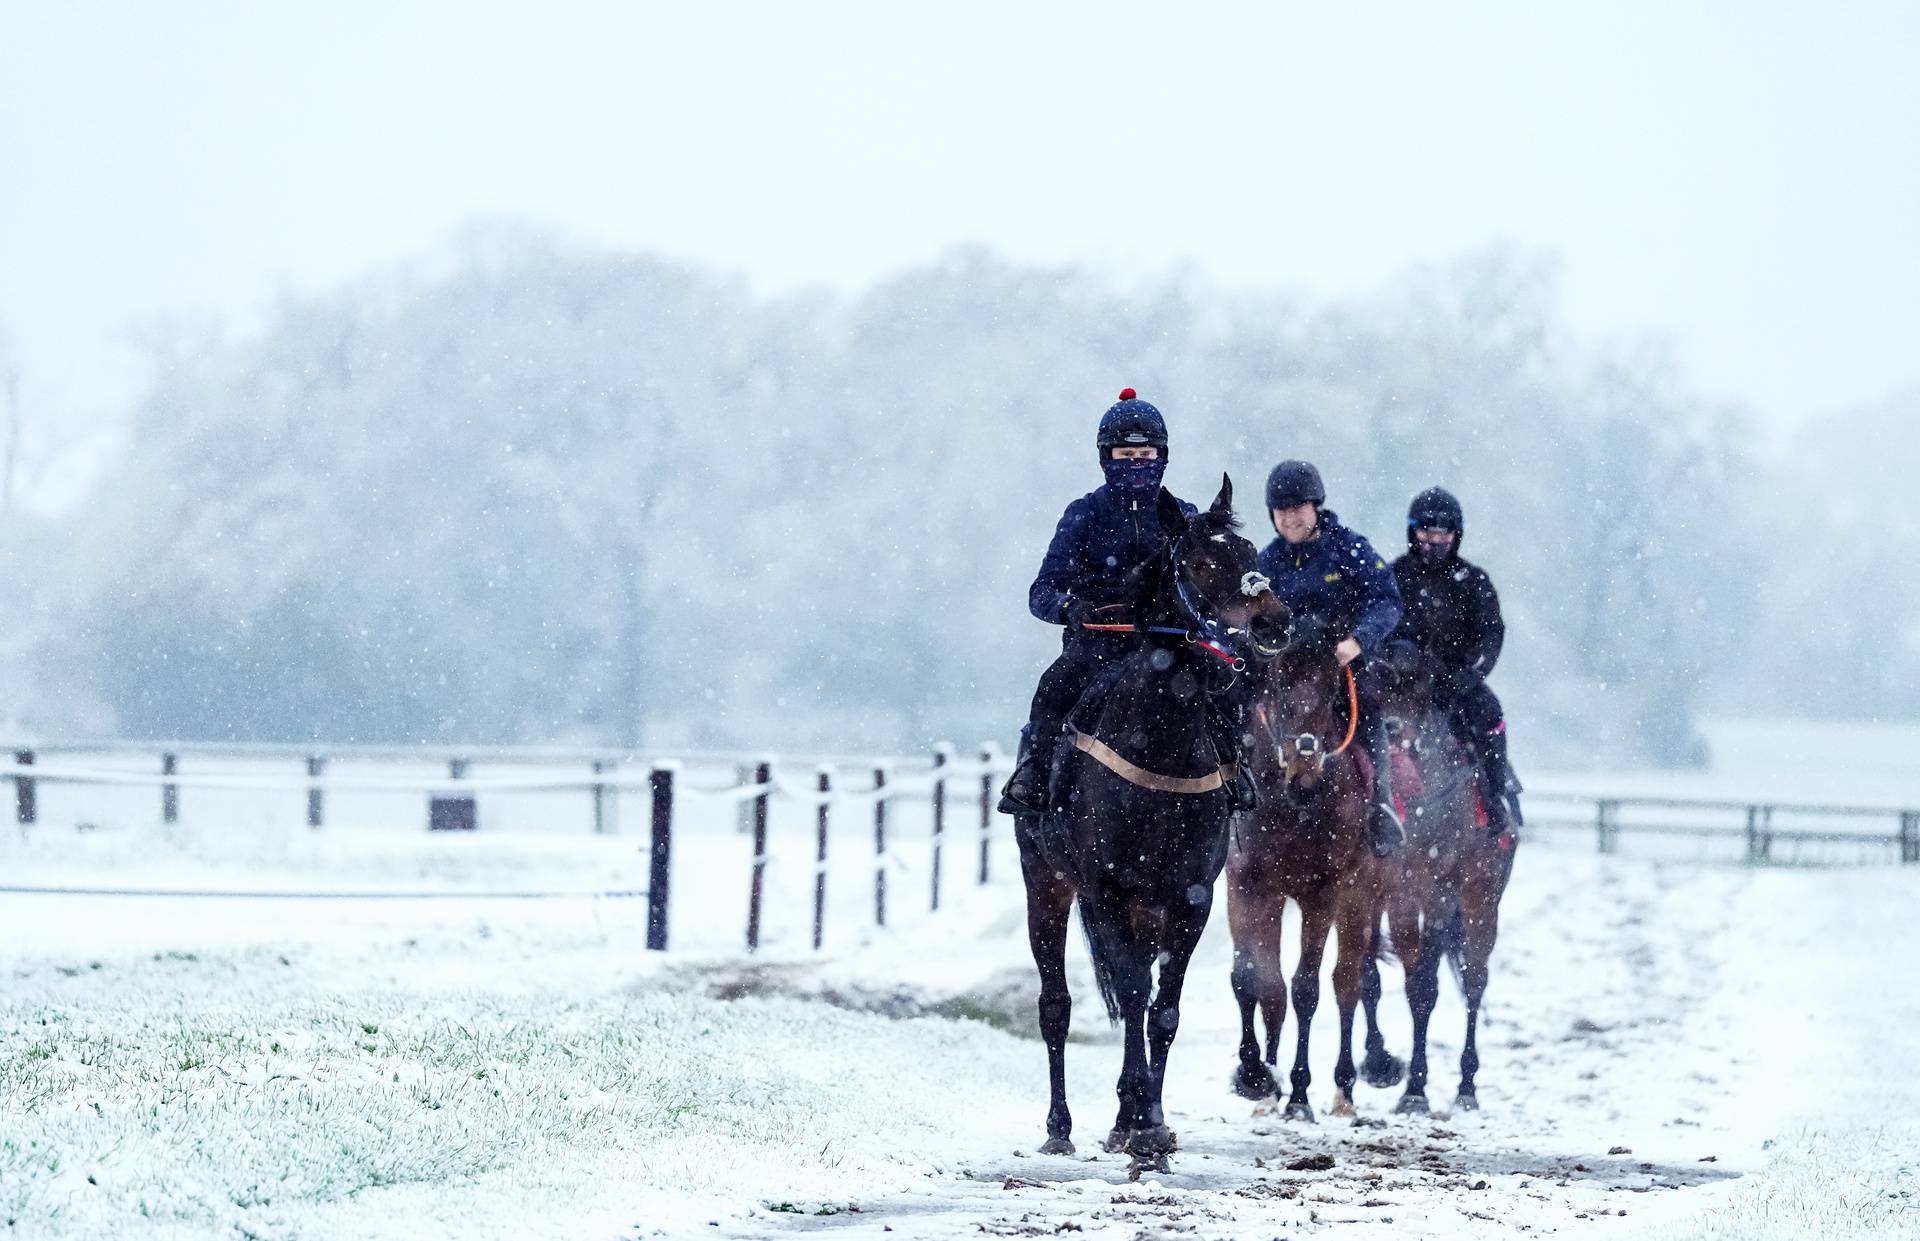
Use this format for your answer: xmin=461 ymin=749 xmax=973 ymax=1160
xmin=1027 ymin=500 xmax=1088 ymax=625
xmin=1466 ymin=568 xmax=1505 ymax=676
xmin=1347 ymin=536 xmax=1404 ymax=656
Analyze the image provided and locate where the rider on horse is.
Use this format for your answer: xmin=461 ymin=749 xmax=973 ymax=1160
xmin=999 ymin=389 xmax=1256 ymax=817
xmin=1255 ymin=459 xmax=1406 ymax=857
xmin=1389 ymin=486 xmax=1523 ymax=836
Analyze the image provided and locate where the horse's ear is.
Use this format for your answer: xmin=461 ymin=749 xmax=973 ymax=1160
xmin=1211 ymin=473 xmax=1234 ymax=521
xmin=1156 ymin=486 xmax=1188 ymax=537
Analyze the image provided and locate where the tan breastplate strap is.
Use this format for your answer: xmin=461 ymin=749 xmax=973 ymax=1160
xmin=1071 ymin=730 xmax=1236 ymax=795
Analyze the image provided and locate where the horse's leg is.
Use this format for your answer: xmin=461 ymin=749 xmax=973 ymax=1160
xmin=1394 ymin=898 xmax=1443 ymax=1115
xmin=1021 ymin=841 xmax=1078 ymax=1153
xmin=1328 ymin=893 xmax=1370 ymax=1116
xmin=1112 ymin=936 xmax=1164 ymax=1170
xmin=1360 ymin=911 xmax=1406 ymax=1087
xmin=1227 ymin=882 xmax=1282 ymax=1099
xmin=1137 ymin=900 xmax=1210 ymax=1168
xmin=1283 ymin=893 xmax=1334 ymax=1123
xmin=1453 ymin=871 xmax=1503 ymax=1112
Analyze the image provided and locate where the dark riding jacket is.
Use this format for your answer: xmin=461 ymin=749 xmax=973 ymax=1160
xmin=1029 ymin=484 xmax=1197 ymax=646
xmin=1255 ymin=510 xmax=1403 ymax=657
xmin=1390 ymin=551 xmax=1505 ymax=681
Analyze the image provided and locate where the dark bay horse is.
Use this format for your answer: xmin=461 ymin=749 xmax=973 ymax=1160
xmin=1226 ymin=626 xmax=1401 ymax=1122
xmin=1014 ymin=477 xmax=1288 ymax=1174
xmin=1377 ymin=645 xmax=1518 ymax=1113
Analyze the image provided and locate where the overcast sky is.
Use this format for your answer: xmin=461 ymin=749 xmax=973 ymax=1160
xmin=4 ymin=1 xmax=1917 ymax=478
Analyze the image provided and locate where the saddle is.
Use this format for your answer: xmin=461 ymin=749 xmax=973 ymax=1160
xmin=1355 ymin=741 xmax=1488 ymax=829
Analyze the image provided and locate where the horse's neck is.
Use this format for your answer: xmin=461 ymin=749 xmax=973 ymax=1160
xmin=1406 ymin=706 xmax=1471 ymax=772
xmin=1085 ymin=649 xmax=1212 ymax=754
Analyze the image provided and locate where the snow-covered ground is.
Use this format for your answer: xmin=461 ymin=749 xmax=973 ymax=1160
xmin=2 ymin=723 xmax=1917 ymax=1238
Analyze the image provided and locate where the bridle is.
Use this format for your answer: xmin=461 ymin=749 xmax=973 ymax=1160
xmin=1082 ymin=533 xmax=1279 ymax=673
xmin=1252 ymin=663 xmax=1359 ymax=777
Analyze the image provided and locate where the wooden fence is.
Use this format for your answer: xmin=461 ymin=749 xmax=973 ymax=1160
xmin=3 ymin=744 xmax=1914 ymax=957
xmin=0 ymin=740 xmax=1016 ymax=954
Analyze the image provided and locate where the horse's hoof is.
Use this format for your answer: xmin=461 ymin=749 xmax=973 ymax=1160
xmin=1104 ymin=1128 xmax=1128 ymax=1154
xmin=1453 ymin=1090 xmax=1480 ymax=1113
xmin=1231 ymin=1062 xmax=1278 ymax=1100
xmin=1282 ymin=1098 xmax=1317 ymax=1124
xmin=1039 ymin=1136 xmax=1075 ymax=1156
xmin=1250 ymin=1095 xmax=1279 ymax=1117
xmin=1361 ymin=1049 xmax=1407 ymax=1089
xmin=1123 ymin=1124 xmax=1175 ymax=1159
xmin=1330 ymin=1090 xmax=1355 ymax=1118
xmin=1394 ymin=1092 xmax=1430 ymax=1116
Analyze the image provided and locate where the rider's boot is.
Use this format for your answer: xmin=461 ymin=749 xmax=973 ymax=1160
xmin=1363 ymin=715 xmax=1406 ymax=858
xmin=1476 ymin=723 xmax=1523 ymax=837
xmin=998 ymin=723 xmax=1059 ymax=816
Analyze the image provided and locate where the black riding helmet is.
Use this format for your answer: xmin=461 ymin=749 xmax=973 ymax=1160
xmin=1406 ymin=486 xmax=1465 ymax=549
xmin=1265 ymin=459 xmax=1325 ymax=510
xmin=1096 ymin=388 xmax=1169 ymax=457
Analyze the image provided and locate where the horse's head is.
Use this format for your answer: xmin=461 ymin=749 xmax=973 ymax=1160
xmin=1248 ymin=619 xmax=1353 ymax=806
xmin=1130 ymin=475 xmax=1291 ymax=664
xmin=1374 ymin=638 xmax=1439 ymax=728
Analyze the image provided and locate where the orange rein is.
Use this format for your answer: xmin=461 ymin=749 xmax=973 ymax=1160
xmin=1329 ymin=663 xmax=1359 ymax=756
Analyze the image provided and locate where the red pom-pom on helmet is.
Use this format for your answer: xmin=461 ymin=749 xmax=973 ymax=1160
xmin=1118 ymin=387 xmax=1137 ymax=400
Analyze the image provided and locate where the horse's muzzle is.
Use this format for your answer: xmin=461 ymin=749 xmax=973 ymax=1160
xmin=1247 ymin=614 xmax=1290 ymax=658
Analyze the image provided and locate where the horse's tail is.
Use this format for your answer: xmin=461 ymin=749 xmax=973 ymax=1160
xmin=1079 ymin=909 xmax=1122 ymax=1025
xmin=1373 ymin=916 xmax=1401 ymax=967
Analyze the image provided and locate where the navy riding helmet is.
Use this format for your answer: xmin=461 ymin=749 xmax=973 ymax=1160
xmin=1097 ymin=388 xmax=1168 ymax=494
xmin=1265 ymin=459 xmax=1325 ymax=511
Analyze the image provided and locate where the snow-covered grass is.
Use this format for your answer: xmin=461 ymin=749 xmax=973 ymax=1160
xmin=1 ymin=966 xmax=1054 ymax=1239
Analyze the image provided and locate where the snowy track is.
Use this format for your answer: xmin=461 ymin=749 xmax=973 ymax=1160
xmin=3 ymin=822 xmax=1916 ymax=1238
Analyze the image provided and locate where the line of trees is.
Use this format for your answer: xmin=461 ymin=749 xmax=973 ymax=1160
xmin=2 ymin=232 xmax=1909 ymax=766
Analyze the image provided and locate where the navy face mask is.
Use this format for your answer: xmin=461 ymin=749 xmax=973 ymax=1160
xmin=1102 ymin=457 xmax=1166 ymax=494
xmin=1415 ymin=539 xmax=1454 ymax=568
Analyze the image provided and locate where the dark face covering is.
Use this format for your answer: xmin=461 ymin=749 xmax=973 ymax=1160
xmin=1415 ymin=537 xmax=1454 ymax=568
xmin=1102 ymin=456 xmax=1167 ymax=494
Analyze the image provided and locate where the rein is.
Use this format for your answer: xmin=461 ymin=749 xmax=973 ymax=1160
xmin=1079 ymin=622 xmax=1243 ymax=669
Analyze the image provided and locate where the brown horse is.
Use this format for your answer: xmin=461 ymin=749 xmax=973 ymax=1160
xmin=1226 ymin=626 xmax=1399 ymax=1122
xmin=1376 ymin=645 xmax=1518 ymax=1113
xmin=1013 ymin=477 xmax=1289 ymax=1172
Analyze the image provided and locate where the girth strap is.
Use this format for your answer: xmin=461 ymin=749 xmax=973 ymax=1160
xmin=1071 ymin=730 xmax=1237 ymax=795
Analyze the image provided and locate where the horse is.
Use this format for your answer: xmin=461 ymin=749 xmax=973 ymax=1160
xmin=1375 ymin=642 xmax=1518 ymax=1113
xmin=1225 ymin=622 xmax=1402 ymax=1122
xmin=1013 ymin=475 xmax=1289 ymax=1175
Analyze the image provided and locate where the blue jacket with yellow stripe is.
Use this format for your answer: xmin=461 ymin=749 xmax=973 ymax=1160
xmin=1256 ymin=509 xmax=1403 ymax=657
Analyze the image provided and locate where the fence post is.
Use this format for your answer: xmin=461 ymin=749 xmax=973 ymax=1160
xmin=746 ymin=760 xmax=771 ymax=951
xmin=430 ymin=757 xmax=477 ymax=831
xmin=647 ymin=763 xmax=677 ymax=951
xmin=931 ymin=744 xmax=953 ymax=912
xmin=161 ymin=752 xmax=179 ymax=825
xmin=978 ymin=743 xmax=996 ymax=885
xmin=1745 ymin=804 xmax=1761 ymax=865
xmin=1901 ymin=811 xmax=1919 ymax=864
xmin=812 ymin=765 xmax=832 ymax=951
xmin=873 ymin=765 xmax=889 ymax=928
xmin=306 ymin=756 xmax=325 ymax=829
xmin=13 ymin=749 xmax=34 ymax=826
xmin=1595 ymin=799 xmax=1618 ymax=856
xmin=591 ymin=760 xmax=619 ymax=836
xmin=1758 ymin=805 xmax=1774 ymax=863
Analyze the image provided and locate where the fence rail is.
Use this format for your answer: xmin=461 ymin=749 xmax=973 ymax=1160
xmin=0 ymin=740 xmax=1019 ymax=953
xmin=4 ymin=746 xmax=1914 ymax=956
